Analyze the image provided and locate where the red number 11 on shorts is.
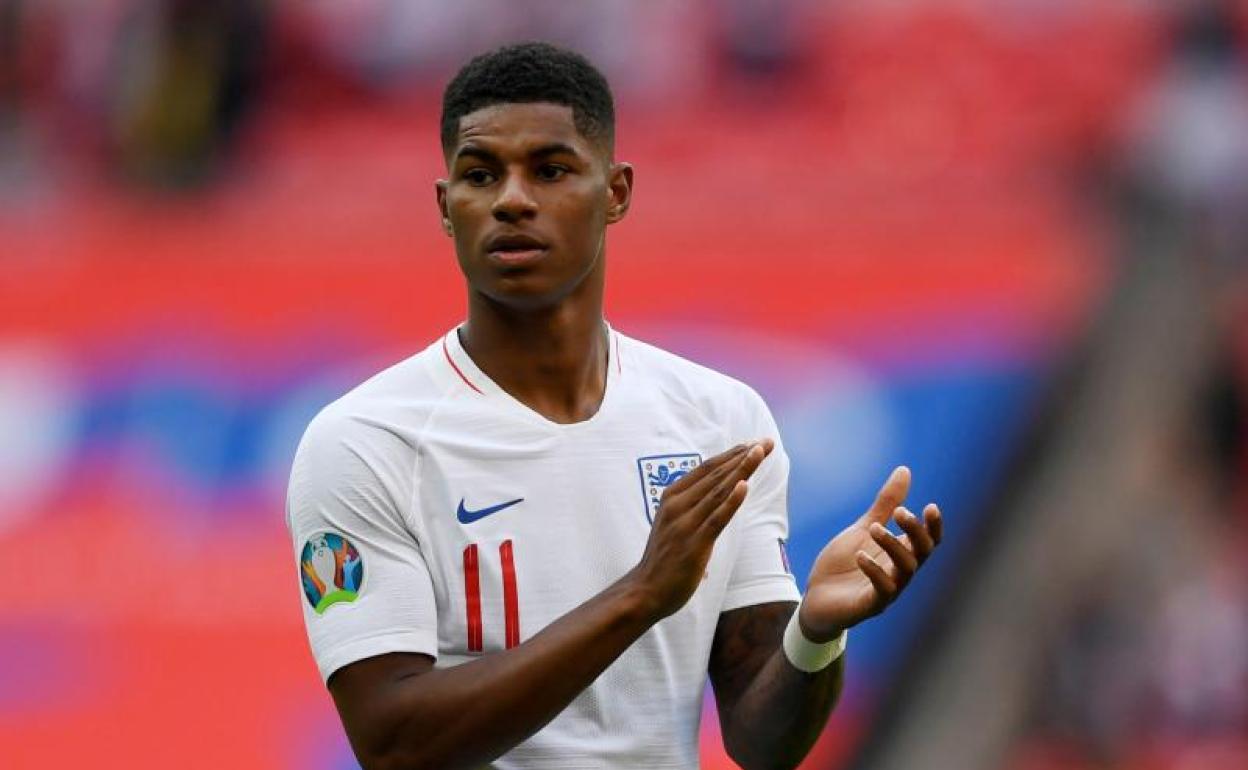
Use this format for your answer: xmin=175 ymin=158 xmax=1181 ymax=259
xmin=463 ymin=539 xmax=520 ymax=652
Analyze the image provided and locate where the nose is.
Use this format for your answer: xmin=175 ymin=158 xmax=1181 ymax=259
xmin=491 ymin=173 xmax=538 ymax=222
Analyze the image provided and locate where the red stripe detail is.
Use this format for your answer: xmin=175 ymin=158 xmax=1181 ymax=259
xmin=500 ymin=540 xmax=520 ymax=649
xmin=463 ymin=544 xmax=483 ymax=652
xmin=443 ymin=335 xmax=484 ymax=394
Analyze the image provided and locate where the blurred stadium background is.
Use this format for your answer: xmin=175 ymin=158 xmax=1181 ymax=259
xmin=2 ymin=0 xmax=1247 ymax=768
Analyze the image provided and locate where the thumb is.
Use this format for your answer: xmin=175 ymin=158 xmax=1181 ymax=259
xmin=861 ymin=466 xmax=910 ymax=525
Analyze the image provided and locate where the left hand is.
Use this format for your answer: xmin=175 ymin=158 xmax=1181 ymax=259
xmin=797 ymin=466 xmax=943 ymax=642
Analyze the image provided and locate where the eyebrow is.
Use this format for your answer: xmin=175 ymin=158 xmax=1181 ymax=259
xmin=530 ymin=142 xmax=583 ymax=160
xmin=453 ymin=142 xmax=585 ymax=164
xmin=453 ymin=145 xmax=498 ymax=164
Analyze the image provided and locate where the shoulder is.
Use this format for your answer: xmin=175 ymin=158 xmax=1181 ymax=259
xmin=292 ymin=340 xmax=454 ymax=482
xmin=287 ymin=341 xmax=460 ymax=532
xmin=616 ymin=330 xmax=774 ymax=430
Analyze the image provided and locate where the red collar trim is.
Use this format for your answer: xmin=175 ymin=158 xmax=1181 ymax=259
xmin=442 ymin=334 xmax=484 ymax=395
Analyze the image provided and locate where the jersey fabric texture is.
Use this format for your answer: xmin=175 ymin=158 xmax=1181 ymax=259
xmin=286 ymin=325 xmax=801 ymax=769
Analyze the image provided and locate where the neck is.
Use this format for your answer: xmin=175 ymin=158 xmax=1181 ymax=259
xmin=460 ymin=273 xmax=609 ymax=425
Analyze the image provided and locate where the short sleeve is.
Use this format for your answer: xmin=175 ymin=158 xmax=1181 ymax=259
xmin=721 ymin=386 xmax=802 ymax=611
xmin=286 ymin=408 xmax=439 ymax=684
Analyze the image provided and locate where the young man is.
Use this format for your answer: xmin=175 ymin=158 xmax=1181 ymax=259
xmin=287 ymin=42 xmax=943 ymax=770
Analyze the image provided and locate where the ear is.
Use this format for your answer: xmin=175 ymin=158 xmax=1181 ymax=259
xmin=435 ymin=179 xmax=452 ymax=236
xmin=605 ymin=162 xmax=633 ymax=225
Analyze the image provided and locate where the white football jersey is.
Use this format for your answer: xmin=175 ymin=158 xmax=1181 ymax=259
xmin=287 ymin=325 xmax=800 ymax=769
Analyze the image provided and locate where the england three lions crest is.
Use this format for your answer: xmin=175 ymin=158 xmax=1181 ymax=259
xmin=637 ymin=453 xmax=702 ymax=524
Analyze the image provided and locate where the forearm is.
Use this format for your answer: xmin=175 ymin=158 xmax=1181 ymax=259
xmin=722 ymin=647 xmax=844 ymax=770
xmin=336 ymin=574 xmax=658 ymax=770
xmin=711 ymin=602 xmax=844 ymax=770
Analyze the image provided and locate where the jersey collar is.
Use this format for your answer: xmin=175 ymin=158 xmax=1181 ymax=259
xmin=441 ymin=322 xmax=622 ymax=429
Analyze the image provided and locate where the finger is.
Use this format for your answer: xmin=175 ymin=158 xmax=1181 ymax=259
xmin=683 ymin=446 xmax=758 ymax=531
xmin=665 ymin=443 xmax=747 ymax=496
xmin=689 ymin=442 xmax=768 ymax=520
xmin=857 ymin=550 xmax=896 ymax=604
xmin=732 ymin=441 xmax=770 ymax=483
xmin=698 ymin=478 xmax=750 ymax=539
xmin=660 ymin=448 xmax=743 ymax=507
xmin=863 ymin=466 xmax=910 ymax=525
xmin=677 ymin=444 xmax=756 ymax=505
xmin=924 ymin=503 xmax=943 ymax=545
xmin=894 ymin=506 xmax=934 ymax=561
xmin=870 ymin=522 xmax=917 ymax=581
xmin=696 ymin=440 xmax=774 ymax=537
xmin=656 ymin=448 xmax=753 ymax=527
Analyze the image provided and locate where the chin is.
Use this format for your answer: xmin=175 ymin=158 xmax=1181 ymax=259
xmin=464 ymin=253 xmax=602 ymax=312
xmin=478 ymin=277 xmax=573 ymax=312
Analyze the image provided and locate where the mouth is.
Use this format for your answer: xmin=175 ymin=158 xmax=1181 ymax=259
xmin=485 ymin=233 xmax=549 ymax=266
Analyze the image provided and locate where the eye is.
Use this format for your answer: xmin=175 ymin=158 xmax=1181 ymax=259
xmin=536 ymin=164 xmax=568 ymax=181
xmin=463 ymin=168 xmax=496 ymax=186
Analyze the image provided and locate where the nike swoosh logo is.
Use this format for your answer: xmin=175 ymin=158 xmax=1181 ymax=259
xmin=457 ymin=497 xmax=524 ymax=524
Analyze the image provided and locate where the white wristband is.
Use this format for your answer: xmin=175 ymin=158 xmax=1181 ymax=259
xmin=782 ymin=607 xmax=847 ymax=673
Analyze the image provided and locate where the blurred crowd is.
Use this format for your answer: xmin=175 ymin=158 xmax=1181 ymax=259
xmin=0 ymin=0 xmax=815 ymax=189
xmin=1018 ymin=3 xmax=1248 ymax=768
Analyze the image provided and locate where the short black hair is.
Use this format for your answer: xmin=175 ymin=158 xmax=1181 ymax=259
xmin=440 ymin=42 xmax=615 ymax=155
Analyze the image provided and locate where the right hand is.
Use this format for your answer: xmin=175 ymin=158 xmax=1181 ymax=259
xmin=629 ymin=440 xmax=774 ymax=621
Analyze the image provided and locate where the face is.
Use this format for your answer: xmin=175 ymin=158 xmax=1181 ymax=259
xmin=436 ymin=102 xmax=633 ymax=310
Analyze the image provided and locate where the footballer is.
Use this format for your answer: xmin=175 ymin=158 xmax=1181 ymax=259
xmin=287 ymin=42 xmax=943 ymax=770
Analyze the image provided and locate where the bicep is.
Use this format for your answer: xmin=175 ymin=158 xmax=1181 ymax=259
xmin=329 ymin=651 xmax=436 ymax=759
xmin=708 ymin=601 xmax=797 ymax=719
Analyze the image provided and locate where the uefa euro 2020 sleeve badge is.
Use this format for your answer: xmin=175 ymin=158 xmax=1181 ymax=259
xmin=300 ymin=532 xmax=364 ymax=615
xmin=636 ymin=453 xmax=702 ymax=525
